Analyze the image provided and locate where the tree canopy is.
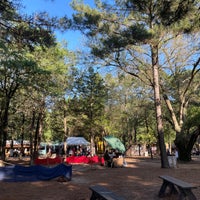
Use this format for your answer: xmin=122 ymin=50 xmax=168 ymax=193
xmin=1 ymin=0 xmax=200 ymax=166
xmin=70 ymin=0 xmax=200 ymax=166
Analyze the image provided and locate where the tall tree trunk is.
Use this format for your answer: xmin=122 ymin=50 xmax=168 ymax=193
xmin=20 ymin=113 xmax=25 ymax=156
xmin=33 ymin=112 xmax=42 ymax=160
xmin=90 ymin=134 xmax=95 ymax=156
xmin=29 ymin=109 xmax=35 ymax=165
xmin=63 ymin=99 xmax=68 ymax=156
xmin=1 ymin=97 xmax=10 ymax=161
xmin=33 ymin=116 xmax=39 ymax=160
xmin=151 ymin=45 xmax=169 ymax=168
xmin=133 ymin=126 xmax=137 ymax=143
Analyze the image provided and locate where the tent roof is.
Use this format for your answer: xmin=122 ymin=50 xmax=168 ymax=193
xmin=104 ymin=136 xmax=125 ymax=153
xmin=66 ymin=137 xmax=90 ymax=146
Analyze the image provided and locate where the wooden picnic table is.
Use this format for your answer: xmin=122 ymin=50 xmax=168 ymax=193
xmin=89 ymin=185 xmax=125 ymax=200
xmin=159 ymin=175 xmax=197 ymax=200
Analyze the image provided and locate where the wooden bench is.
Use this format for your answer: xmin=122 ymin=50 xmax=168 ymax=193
xmin=159 ymin=175 xmax=197 ymax=200
xmin=89 ymin=185 xmax=125 ymax=200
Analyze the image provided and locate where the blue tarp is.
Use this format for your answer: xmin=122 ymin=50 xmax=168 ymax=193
xmin=0 ymin=163 xmax=72 ymax=182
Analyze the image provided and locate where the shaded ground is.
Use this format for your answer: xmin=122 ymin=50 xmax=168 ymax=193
xmin=0 ymin=156 xmax=200 ymax=200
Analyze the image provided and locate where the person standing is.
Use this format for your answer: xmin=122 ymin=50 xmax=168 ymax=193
xmin=175 ymin=148 xmax=179 ymax=168
xmin=103 ymin=150 xmax=112 ymax=167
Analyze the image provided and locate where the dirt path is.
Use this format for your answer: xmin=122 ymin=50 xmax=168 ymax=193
xmin=0 ymin=156 xmax=200 ymax=200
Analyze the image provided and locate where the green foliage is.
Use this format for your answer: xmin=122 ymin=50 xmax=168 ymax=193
xmin=103 ymin=72 xmax=157 ymax=146
xmin=67 ymin=66 xmax=108 ymax=137
xmin=185 ymin=106 xmax=200 ymax=130
xmin=0 ymin=0 xmax=57 ymax=50
xmin=0 ymin=0 xmax=199 ymax=163
xmin=70 ymin=0 xmax=200 ymax=164
xmin=71 ymin=0 xmax=199 ymax=60
xmin=47 ymin=102 xmax=66 ymax=142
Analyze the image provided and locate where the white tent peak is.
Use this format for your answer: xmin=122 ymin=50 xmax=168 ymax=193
xmin=66 ymin=137 xmax=90 ymax=146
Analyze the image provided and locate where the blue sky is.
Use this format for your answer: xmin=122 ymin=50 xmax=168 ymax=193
xmin=21 ymin=0 xmax=91 ymax=51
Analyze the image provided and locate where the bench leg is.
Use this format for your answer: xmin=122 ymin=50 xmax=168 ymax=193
xmin=90 ymin=191 xmax=105 ymax=200
xmin=158 ymin=180 xmax=178 ymax=197
xmin=159 ymin=181 xmax=168 ymax=197
xmin=90 ymin=191 xmax=96 ymax=200
xmin=178 ymin=188 xmax=197 ymax=200
xmin=168 ymin=183 xmax=178 ymax=195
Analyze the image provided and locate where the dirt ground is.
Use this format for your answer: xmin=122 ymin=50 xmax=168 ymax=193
xmin=0 ymin=156 xmax=200 ymax=200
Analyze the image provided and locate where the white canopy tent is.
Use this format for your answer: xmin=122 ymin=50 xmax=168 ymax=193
xmin=66 ymin=137 xmax=90 ymax=146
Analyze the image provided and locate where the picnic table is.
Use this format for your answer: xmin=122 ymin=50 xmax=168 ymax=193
xmin=159 ymin=175 xmax=197 ymax=200
xmin=89 ymin=185 xmax=125 ymax=200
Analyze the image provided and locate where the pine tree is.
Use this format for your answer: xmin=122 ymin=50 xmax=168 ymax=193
xmin=70 ymin=0 xmax=200 ymax=167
